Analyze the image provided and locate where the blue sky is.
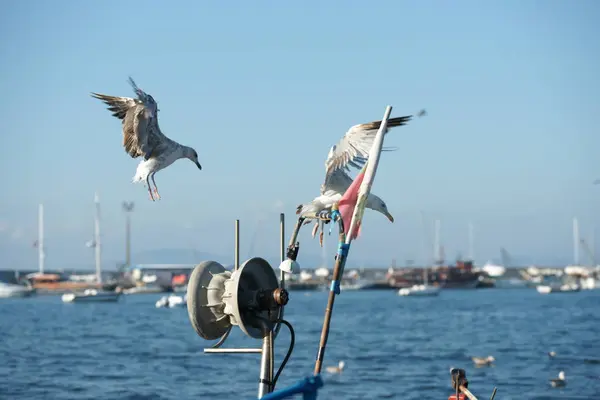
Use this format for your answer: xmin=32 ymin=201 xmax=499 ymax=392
xmin=0 ymin=1 xmax=599 ymax=271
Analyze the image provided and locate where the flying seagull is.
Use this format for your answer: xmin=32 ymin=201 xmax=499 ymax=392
xmin=296 ymin=115 xmax=412 ymax=245
xmin=91 ymin=77 xmax=202 ymax=201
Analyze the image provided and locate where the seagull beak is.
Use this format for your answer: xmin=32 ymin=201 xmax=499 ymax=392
xmin=385 ymin=212 xmax=394 ymax=223
xmin=195 ymin=161 xmax=202 ymax=170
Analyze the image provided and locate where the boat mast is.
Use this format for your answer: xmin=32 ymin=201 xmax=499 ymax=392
xmin=468 ymin=221 xmax=474 ymax=262
xmin=94 ymin=193 xmax=102 ymax=284
xmin=434 ymin=219 xmax=441 ymax=266
xmin=573 ymin=217 xmax=579 ymax=265
xmin=419 ymin=212 xmax=429 ymax=284
xmin=38 ymin=204 xmax=45 ymax=274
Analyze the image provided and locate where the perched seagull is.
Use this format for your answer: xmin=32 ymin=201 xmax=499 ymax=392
xmin=471 ymin=355 xmax=495 ymax=367
xmin=91 ymin=77 xmax=202 ymax=201
xmin=325 ymin=360 xmax=345 ymax=374
xmin=295 ymin=116 xmax=412 ymax=245
xmin=549 ymin=371 xmax=566 ymax=388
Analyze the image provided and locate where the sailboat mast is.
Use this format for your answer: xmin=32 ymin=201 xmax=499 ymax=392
xmin=38 ymin=204 xmax=45 ymax=274
xmin=94 ymin=193 xmax=102 ymax=284
xmin=468 ymin=222 xmax=474 ymax=262
xmin=433 ymin=219 xmax=441 ymax=265
xmin=573 ymin=217 xmax=579 ymax=265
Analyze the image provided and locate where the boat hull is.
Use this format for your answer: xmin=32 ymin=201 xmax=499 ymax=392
xmin=536 ymin=284 xmax=580 ymax=294
xmin=398 ymin=285 xmax=441 ymax=297
xmin=0 ymin=288 xmax=35 ymax=298
xmin=62 ymin=291 xmax=121 ymax=303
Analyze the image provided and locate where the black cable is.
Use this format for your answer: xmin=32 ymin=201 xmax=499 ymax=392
xmin=271 ymin=319 xmax=295 ymax=390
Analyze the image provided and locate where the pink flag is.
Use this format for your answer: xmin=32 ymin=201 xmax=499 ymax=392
xmin=338 ymin=168 xmax=366 ymax=240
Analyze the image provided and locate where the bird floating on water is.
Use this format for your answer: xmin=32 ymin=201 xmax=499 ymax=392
xmin=549 ymin=371 xmax=566 ymax=387
xmin=295 ymin=115 xmax=412 ymax=246
xmin=325 ymin=360 xmax=345 ymax=374
xmin=91 ymin=77 xmax=202 ymax=201
xmin=548 ymin=351 xmax=556 ymax=358
xmin=471 ymin=355 xmax=495 ymax=367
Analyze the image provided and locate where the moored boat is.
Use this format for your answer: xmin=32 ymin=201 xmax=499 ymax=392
xmin=62 ymin=288 xmax=121 ymax=302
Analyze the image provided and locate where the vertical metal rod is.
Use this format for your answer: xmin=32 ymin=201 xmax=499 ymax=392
xmin=94 ymin=193 xmax=102 ymax=285
xmin=274 ymin=214 xmax=287 ymax=339
xmin=279 ymin=213 xmax=286 ymax=283
xmin=122 ymin=202 xmax=134 ymax=269
xmin=573 ymin=217 xmax=579 ymax=265
xmin=468 ymin=221 xmax=474 ymax=262
xmin=434 ymin=219 xmax=441 ymax=265
xmin=38 ymin=204 xmax=45 ymax=274
xmin=258 ymin=332 xmax=273 ymax=398
xmin=279 ymin=213 xmax=285 ymax=263
xmin=125 ymin=214 xmax=131 ymax=267
xmin=235 ymin=219 xmax=240 ymax=270
xmin=313 ymin=222 xmax=346 ymax=375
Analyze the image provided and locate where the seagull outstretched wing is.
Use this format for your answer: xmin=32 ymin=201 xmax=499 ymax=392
xmin=323 ymin=116 xmax=412 ymax=178
xmin=91 ymin=77 xmax=171 ymax=160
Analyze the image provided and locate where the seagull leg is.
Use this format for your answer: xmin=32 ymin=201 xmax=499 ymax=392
xmin=151 ymin=173 xmax=161 ymax=200
xmin=319 ymin=221 xmax=325 ymax=247
xmin=311 ymin=221 xmax=319 ymax=238
xmin=146 ymin=175 xmax=155 ymax=201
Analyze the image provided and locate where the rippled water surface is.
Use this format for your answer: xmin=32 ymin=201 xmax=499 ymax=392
xmin=1 ymin=289 xmax=599 ymax=399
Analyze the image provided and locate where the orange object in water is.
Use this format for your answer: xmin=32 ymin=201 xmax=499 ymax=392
xmin=448 ymin=394 xmax=465 ymax=400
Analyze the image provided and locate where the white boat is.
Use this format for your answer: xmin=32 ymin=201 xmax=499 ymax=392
xmin=399 ymin=283 xmax=441 ymax=296
xmin=62 ymin=288 xmax=121 ymax=302
xmin=123 ymin=284 xmax=165 ymax=294
xmin=481 ymin=262 xmax=506 ymax=278
xmin=0 ymin=282 xmax=35 ymax=298
xmin=155 ymin=294 xmax=186 ymax=308
xmin=536 ymin=283 xmax=581 ymax=294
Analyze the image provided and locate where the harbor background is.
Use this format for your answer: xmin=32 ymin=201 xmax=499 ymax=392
xmin=1 ymin=289 xmax=599 ymax=400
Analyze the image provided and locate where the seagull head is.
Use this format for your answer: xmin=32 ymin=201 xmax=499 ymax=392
xmin=367 ymin=194 xmax=394 ymax=223
xmin=184 ymin=147 xmax=202 ymax=170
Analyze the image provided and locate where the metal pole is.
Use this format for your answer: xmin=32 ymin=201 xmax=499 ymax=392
xmin=235 ymin=219 xmax=240 ymax=270
xmin=258 ymin=332 xmax=273 ymax=398
xmin=94 ymin=193 xmax=102 ymax=285
xmin=573 ymin=217 xmax=580 ymax=265
xmin=38 ymin=204 xmax=45 ymax=274
xmin=279 ymin=213 xmax=286 ymax=290
xmin=468 ymin=221 xmax=474 ymax=262
xmin=273 ymin=213 xmax=286 ymax=340
xmin=122 ymin=202 xmax=134 ymax=268
xmin=280 ymin=213 xmax=285 ymax=263
xmin=126 ymin=214 xmax=131 ymax=266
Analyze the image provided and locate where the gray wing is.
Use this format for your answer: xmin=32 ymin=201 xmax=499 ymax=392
xmin=324 ymin=116 xmax=412 ymax=176
xmin=320 ymin=168 xmax=354 ymax=195
xmin=90 ymin=93 xmax=168 ymax=159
